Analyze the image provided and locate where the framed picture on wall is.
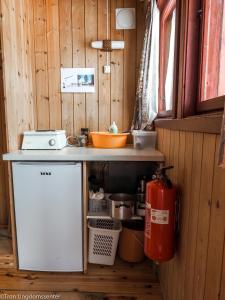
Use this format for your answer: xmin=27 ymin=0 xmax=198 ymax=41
xmin=61 ymin=68 xmax=95 ymax=93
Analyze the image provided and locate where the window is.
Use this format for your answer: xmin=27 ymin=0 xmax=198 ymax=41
xmin=158 ymin=0 xmax=176 ymax=115
xmin=144 ymin=0 xmax=224 ymax=124
xmin=198 ymin=0 xmax=225 ymax=111
xmin=179 ymin=0 xmax=225 ymax=117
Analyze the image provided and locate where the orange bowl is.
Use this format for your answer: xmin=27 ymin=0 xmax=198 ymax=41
xmin=90 ymin=132 xmax=130 ymax=148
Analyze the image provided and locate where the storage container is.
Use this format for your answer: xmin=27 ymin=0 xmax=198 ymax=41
xmin=109 ymin=193 xmax=135 ymax=220
xmin=132 ymin=130 xmax=157 ymax=149
xmin=118 ymin=220 xmax=145 ymax=263
xmin=88 ymin=219 xmax=122 ymax=265
xmin=89 ymin=198 xmax=108 ymax=213
xmin=90 ymin=132 xmax=129 ymax=148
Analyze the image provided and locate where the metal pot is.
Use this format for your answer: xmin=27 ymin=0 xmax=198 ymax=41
xmin=109 ymin=193 xmax=135 ymax=220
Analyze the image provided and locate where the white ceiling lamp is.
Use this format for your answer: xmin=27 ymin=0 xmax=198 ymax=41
xmin=90 ymin=0 xmax=125 ymax=74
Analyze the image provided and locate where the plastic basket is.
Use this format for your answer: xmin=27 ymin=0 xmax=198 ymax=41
xmin=88 ymin=219 xmax=122 ymax=265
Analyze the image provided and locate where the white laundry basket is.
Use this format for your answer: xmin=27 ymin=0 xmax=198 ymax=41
xmin=88 ymin=219 xmax=122 ymax=265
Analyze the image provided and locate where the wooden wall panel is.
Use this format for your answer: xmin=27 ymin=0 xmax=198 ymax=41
xmin=32 ymin=0 xmax=144 ymax=134
xmin=1 ymin=0 xmax=36 ymax=135
xmin=33 ymin=0 xmax=50 ymax=129
xmin=85 ymin=0 xmax=98 ymax=132
xmin=0 ymin=0 xmax=36 ymax=226
xmin=98 ymin=0 xmax=111 ymax=131
xmin=157 ymin=128 xmax=225 ymax=300
xmin=110 ymin=0 xmax=124 ymax=132
xmin=0 ymin=30 xmax=8 ymax=226
xmin=123 ymin=0 xmax=137 ymax=130
xmin=46 ymin=0 xmax=61 ymax=129
xmin=204 ymin=136 xmax=225 ymax=300
xmin=72 ymin=0 xmax=86 ymax=133
xmin=59 ymin=0 xmax=73 ymax=136
xmin=0 ymin=0 xmax=145 ymax=224
xmin=192 ymin=134 xmax=216 ymax=300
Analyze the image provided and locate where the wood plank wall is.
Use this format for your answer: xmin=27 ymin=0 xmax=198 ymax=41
xmin=32 ymin=0 xmax=145 ymax=135
xmin=0 ymin=0 xmax=35 ymax=225
xmin=0 ymin=0 xmax=145 ymax=226
xmin=157 ymin=128 xmax=225 ymax=300
xmin=0 ymin=27 xmax=8 ymax=226
xmin=0 ymin=0 xmax=36 ymax=151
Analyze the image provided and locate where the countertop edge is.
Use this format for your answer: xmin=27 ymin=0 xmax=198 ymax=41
xmin=2 ymin=147 xmax=165 ymax=162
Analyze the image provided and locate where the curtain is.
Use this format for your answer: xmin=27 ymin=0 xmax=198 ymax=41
xmin=132 ymin=0 xmax=159 ymax=130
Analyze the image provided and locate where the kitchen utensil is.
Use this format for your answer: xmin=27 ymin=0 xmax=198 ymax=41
xmin=109 ymin=193 xmax=135 ymax=220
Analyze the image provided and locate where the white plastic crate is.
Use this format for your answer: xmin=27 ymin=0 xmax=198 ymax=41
xmin=88 ymin=219 xmax=122 ymax=265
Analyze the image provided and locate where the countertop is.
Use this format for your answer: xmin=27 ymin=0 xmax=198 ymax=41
xmin=3 ymin=145 xmax=164 ymax=162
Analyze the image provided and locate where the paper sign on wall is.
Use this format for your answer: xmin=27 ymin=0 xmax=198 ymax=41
xmin=61 ymin=68 xmax=95 ymax=93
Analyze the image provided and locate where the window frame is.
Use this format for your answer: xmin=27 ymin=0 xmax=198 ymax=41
xmin=177 ymin=0 xmax=225 ymax=118
xmin=154 ymin=0 xmax=225 ymax=135
xmin=157 ymin=0 xmax=177 ymax=118
xmin=198 ymin=0 xmax=225 ymax=109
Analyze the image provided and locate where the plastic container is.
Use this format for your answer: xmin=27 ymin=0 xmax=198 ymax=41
xmin=132 ymin=130 xmax=157 ymax=149
xmin=118 ymin=220 xmax=145 ymax=263
xmin=90 ymin=132 xmax=129 ymax=148
xmin=89 ymin=198 xmax=108 ymax=213
xmin=88 ymin=219 xmax=122 ymax=265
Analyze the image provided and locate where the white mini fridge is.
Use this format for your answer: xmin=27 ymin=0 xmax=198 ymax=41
xmin=12 ymin=162 xmax=83 ymax=272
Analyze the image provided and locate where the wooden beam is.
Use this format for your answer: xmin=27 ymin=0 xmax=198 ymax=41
xmin=155 ymin=113 xmax=222 ymax=134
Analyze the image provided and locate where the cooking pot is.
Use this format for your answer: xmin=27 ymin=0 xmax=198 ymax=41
xmin=109 ymin=193 xmax=135 ymax=220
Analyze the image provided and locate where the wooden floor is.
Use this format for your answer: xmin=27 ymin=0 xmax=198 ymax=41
xmin=0 ymin=228 xmax=15 ymax=269
xmin=0 ymin=257 xmax=162 ymax=300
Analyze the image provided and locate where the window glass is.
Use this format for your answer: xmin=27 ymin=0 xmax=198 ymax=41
xmin=165 ymin=10 xmax=176 ymax=111
xmin=200 ymin=0 xmax=225 ymax=101
xmin=148 ymin=2 xmax=160 ymax=118
xmin=158 ymin=1 xmax=176 ymax=113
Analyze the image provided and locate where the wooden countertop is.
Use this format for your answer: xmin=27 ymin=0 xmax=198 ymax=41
xmin=3 ymin=145 xmax=164 ymax=162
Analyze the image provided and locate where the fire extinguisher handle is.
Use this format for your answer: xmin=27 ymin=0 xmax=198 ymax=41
xmin=161 ymin=166 xmax=174 ymax=176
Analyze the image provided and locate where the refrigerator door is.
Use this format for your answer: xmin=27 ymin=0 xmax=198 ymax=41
xmin=12 ymin=162 xmax=83 ymax=272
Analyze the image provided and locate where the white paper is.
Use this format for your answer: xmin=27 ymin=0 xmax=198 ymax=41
xmin=61 ymin=68 xmax=95 ymax=93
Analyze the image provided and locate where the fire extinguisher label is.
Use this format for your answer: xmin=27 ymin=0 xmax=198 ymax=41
xmin=151 ymin=209 xmax=169 ymax=224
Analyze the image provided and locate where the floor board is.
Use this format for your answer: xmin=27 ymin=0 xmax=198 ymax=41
xmin=0 ymin=228 xmax=15 ymax=269
xmin=0 ymin=258 xmax=162 ymax=299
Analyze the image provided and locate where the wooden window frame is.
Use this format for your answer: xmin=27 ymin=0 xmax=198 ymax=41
xmin=155 ymin=0 xmax=225 ymax=133
xmin=157 ymin=0 xmax=177 ymax=118
xmin=177 ymin=0 xmax=225 ymax=118
xmin=198 ymin=0 xmax=225 ymax=110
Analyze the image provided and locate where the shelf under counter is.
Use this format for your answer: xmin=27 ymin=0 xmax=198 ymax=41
xmin=2 ymin=145 xmax=164 ymax=162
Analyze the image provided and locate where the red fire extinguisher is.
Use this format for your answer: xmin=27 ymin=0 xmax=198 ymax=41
xmin=144 ymin=166 xmax=176 ymax=262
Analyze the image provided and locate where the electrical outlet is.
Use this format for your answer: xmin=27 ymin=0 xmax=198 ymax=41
xmin=103 ymin=65 xmax=111 ymax=74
